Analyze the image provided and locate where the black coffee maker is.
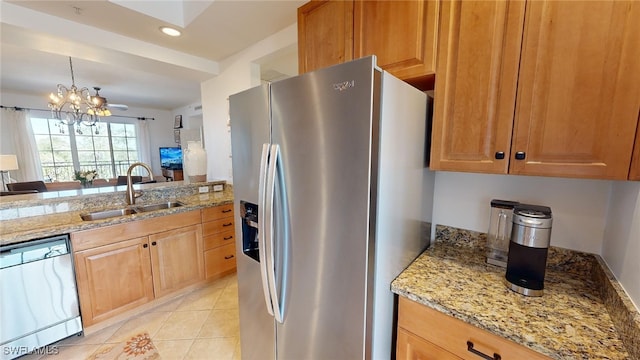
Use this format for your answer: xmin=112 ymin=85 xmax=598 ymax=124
xmin=505 ymin=204 xmax=552 ymax=297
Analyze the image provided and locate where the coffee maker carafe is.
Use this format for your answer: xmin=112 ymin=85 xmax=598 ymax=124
xmin=505 ymin=204 xmax=553 ymax=297
xmin=486 ymin=199 xmax=519 ymax=267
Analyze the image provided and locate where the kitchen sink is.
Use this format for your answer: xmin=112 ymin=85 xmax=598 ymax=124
xmin=134 ymin=201 xmax=185 ymax=213
xmin=80 ymin=208 xmax=137 ymax=221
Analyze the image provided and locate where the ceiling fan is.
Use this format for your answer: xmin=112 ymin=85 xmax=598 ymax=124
xmin=89 ymin=87 xmax=129 ymax=115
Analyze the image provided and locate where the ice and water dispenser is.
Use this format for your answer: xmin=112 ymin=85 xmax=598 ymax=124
xmin=240 ymin=201 xmax=260 ymax=262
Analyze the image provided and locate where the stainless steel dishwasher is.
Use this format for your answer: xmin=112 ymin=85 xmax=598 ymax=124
xmin=0 ymin=234 xmax=82 ymax=360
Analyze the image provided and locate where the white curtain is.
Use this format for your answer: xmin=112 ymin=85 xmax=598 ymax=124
xmin=0 ymin=108 xmax=43 ymax=181
xmin=136 ymin=119 xmax=152 ymax=168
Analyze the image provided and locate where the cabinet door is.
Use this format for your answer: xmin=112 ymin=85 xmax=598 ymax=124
xmin=354 ymin=0 xmax=439 ymax=89
xmin=74 ymin=237 xmax=154 ymax=327
xmin=431 ymin=0 xmax=525 ymax=173
xmin=397 ymin=328 xmax=461 ymax=360
xmin=298 ymin=0 xmax=354 ymax=74
xmin=510 ymin=1 xmax=640 ymax=179
xmin=149 ymin=224 xmax=204 ymax=298
xmin=630 ymin=114 xmax=640 ymax=180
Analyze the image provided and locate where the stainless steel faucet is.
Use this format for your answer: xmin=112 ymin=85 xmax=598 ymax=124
xmin=125 ymin=162 xmax=154 ymax=205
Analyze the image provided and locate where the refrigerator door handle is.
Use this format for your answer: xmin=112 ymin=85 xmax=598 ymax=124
xmin=266 ymin=144 xmax=284 ymax=323
xmin=258 ymin=143 xmax=275 ymax=317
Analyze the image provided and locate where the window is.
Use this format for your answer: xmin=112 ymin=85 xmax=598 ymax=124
xmin=31 ymin=117 xmax=141 ymax=182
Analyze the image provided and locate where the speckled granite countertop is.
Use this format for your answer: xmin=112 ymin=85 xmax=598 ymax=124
xmin=392 ymin=225 xmax=639 ymax=360
xmin=0 ymin=181 xmax=233 ymax=246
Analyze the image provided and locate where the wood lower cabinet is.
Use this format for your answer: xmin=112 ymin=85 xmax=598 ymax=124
xmin=397 ymin=297 xmax=550 ymax=360
xmin=149 ymin=224 xmax=204 ymax=298
xmin=298 ymin=0 xmax=439 ymax=90
xmin=74 ymin=237 xmax=154 ymax=327
xmin=397 ymin=328 xmax=461 ymax=360
xmin=431 ymin=0 xmax=640 ymax=180
xmin=201 ymin=204 xmax=236 ymax=280
xmin=72 ymin=210 xmax=203 ymax=327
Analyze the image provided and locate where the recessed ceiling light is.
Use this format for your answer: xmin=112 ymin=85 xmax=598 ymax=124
xmin=160 ymin=26 xmax=181 ymax=37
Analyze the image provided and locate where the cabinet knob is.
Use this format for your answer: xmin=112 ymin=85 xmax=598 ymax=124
xmin=514 ymin=151 xmax=526 ymax=160
xmin=467 ymin=341 xmax=501 ymax=360
xmin=151 ymin=241 xmax=157 ymax=246
xmin=143 ymin=243 xmax=148 ymax=248
xmin=494 ymin=151 xmax=505 ymax=160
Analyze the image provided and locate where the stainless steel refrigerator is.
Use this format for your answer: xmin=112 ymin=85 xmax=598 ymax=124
xmin=229 ymin=56 xmax=433 ymax=360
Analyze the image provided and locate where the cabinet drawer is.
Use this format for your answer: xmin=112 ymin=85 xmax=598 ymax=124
xmin=397 ymin=328 xmax=461 ymax=360
xmin=204 ymin=230 xmax=235 ymax=251
xmin=201 ymin=204 xmax=234 ymax=222
xmin=204 ymin=243 xmax=237 ymax=279
xmin=203 ymin=218 xmax=235 ymax=236
xmin=398 ymin=297 xmax=550 ymax=360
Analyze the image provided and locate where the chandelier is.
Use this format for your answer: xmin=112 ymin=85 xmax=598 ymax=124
xmin=47 ymin=57 xmax=109 ymax=133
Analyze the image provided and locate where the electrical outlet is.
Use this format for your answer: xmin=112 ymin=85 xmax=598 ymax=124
xmin=213 ymin=184 xmax=224 ymax=192
xmin=198 ymin=186 xmax=209 ymax=193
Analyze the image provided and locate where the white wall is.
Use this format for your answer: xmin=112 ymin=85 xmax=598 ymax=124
xmin=431 ymin=171 xmax=640 ymax=309
xmin=200 ymin=24 xmax=298 ymax=183
xmin=602 ymin=181 xmax=640 ymax=309
xmin=0 ymin=91 xmax=174 ymax=177
xmin=432 ymin=171 xmax=612 ymax=254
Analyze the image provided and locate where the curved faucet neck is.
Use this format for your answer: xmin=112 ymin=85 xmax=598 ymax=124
xmin=125 ymin=162 xmax=154 ymax=205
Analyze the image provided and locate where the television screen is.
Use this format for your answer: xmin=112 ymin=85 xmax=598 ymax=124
xmin=159 ymin=147 xmax=183 ymax=169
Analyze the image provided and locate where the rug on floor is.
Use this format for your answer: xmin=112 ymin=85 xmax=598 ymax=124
xmin=88 ymin=332 xmax=160 ymax=360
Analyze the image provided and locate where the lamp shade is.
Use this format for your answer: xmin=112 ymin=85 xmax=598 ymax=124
xmin=0 ymin=155 xmax=19 ymax=171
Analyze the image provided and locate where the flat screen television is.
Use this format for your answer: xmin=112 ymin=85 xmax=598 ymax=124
xmin=159 ymin=147 xmax=183 ymax=169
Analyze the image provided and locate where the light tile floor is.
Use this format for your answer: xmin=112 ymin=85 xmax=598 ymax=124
xmin=25 ymin=273 xmax=241 ymax=360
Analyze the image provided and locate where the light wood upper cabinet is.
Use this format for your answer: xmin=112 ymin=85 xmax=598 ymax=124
xmin=298 ymin=0 xmax=354 ymax=74
xmin=149 ymin=224 xmax=204 ymax=298
xmin=431 ymin=0 xmax=640 ymax=180
xmin=353 ymin=0 xmax=439 ymax=88
xmin=298 ymin=0 xmax=439 ymax=90
xmin=510 ymin=1 xmax=640 ymax=179
xmin=74 ymin=237 xmax=154 ymax=327
xmin=431 ymin=0 xmax=524 ymax=173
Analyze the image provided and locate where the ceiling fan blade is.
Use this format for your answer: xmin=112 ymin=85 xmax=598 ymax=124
xmin=107 ymin=104 xmax=129 ymax=110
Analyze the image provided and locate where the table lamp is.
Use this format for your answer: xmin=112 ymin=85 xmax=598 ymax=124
xmin=0 ymin=155 xmax=19 ymax=191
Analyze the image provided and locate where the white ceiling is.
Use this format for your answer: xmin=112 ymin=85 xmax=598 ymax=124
xmin=0 ymin=0 xmax=305 ymax=111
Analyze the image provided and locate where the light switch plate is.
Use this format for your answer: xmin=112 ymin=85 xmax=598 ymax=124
xmin=198 ymin=186 xmax=209 ymax=193
xmin=213 ymin=184 xmax=224 ymax=192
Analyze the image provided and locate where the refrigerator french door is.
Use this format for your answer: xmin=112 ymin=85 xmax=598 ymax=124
xmin=230 ymin=56 xmax=431 ymax=360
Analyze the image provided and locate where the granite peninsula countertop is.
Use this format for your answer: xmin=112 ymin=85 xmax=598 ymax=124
xmin=392 ymin=225 xmax=639 ymax=360
xmin=0 ymin=181 xmax=234 ymax=246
